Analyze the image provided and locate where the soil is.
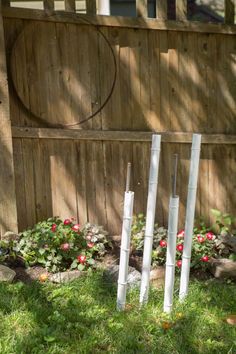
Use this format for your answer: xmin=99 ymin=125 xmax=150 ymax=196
xmin=14 ymin=266 xmax=48 ymax=283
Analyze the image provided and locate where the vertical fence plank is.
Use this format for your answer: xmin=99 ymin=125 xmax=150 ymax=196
xmin=136 ymin=0 xmax=148 ymax=18
xmin=176 ymin=0 xmax=188 ymax=21
xmin=0 ymin=5 xmax=18 ymax=235
xmin=86 ymin=0 xmax=96 ymax=15
xmin=65 ymin=0 xmax=76 ymax=12
xmin=43 ymin=0 xmax=54 ymax=11
xmin=224 ymin=0 xmax=235 ymax=24
xmin=2 ymin=0 xmax=10 ymax=7
xmin=156 ymin=0 xmax=168 ymax=20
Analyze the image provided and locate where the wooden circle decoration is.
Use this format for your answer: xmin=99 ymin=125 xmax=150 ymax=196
xmin=10 ymin=21 xmax=116 ymax=127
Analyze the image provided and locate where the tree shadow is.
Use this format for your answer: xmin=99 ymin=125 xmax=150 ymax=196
xmin=1 ymin=10 xmax=236 ymax=237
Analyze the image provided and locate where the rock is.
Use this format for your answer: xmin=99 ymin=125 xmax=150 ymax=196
xmin=150 ymin=266 xmax=165 ymax=289
xmin=226 ymin=315 xmax=236 ymax=326
xmin=210 ymin=258 xmax=236 ymax=279
xmin=104 ymin=265 xmax=141 ymax=289
xmin=221 ymin=234 xmax=236 ymax=253
xmin=2 ymin=231 xmax=20 ymax=242
xmin=0 ymin=265 xmax=16 ymax=282
xmin=49 ymin=270 xmax=83 ymax=283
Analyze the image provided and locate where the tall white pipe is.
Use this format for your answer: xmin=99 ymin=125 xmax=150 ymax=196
xmin=139 ymin=134 xmax=161 ymax=306
xmin=97 ymin=0 xmax=110 ymax=15
xmin=164 ymin=196 xmax=179 ymax=313
xmin=117 ymin=191 xmax=134 ymax=311
xmin=179 ymin=134 xmax=201 ymax=301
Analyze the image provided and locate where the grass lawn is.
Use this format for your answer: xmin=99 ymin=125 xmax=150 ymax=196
xmin=0 ymin=271 xmax=235 ymax=354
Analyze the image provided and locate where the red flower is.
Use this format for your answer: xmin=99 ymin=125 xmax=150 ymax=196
xmin=64 ymin=219 xmax=71 ymax=225
xmin=87 ymin=242 xmax=94 ymax=248
xmin=77 ymin=255 xmax=86 ymax=264
xmin=197 ymin=235 xmax=205 ymax=243
xmin=201 ymin=255 xmax=209 ymax=262
xmin=72 ymin=224 xmax=80 ymax=232
xmin=206 ymin=232 xmax=214 ymax=240
xmin=60 ymin=243 xmax=70 ymax=251
xmin=176 ymin=244 xmax=183 ymax=252
xmin=160 ymin=240 xmax=167 ymax=248
xmin=176 ymin=260 xmax=182 ymax=268
xmin=51 ymin=224 xmax=57 ymax=232
xmin=177 ymin=230 xmax=185 ymax=238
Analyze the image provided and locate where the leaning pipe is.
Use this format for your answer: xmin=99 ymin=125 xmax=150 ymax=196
xmin=179 ymin=134 xmax=201 ymax=301
xmin=139 ymin=135 xmax=161 ymax=306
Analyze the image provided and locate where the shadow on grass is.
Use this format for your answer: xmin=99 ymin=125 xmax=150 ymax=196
xmin=0 ymin=272 xmax=235 ymax=354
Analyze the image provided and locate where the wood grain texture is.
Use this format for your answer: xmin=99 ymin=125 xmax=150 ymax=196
xmin=136 ymin=0 xmax=148 ymax=18
xmin=3 ymin=8 xmax=236 ymax=35
xmin=176 ymin=0 xmax=188 ymax=21
xmin=0 ymin=7 xmax=18 ymax=235
xmin=65 ymin=0 xmax=76 ymax=13
xmin=12 ymin=128 xmax=236 ymax=144
xmin=86 ymin=0 xmax=96 ymax=15
xmin=224 ymin=0 xmax=235 ymax=24
xmin=156 ymin=0 xmax=168 ymax=20
xmin=2 ymin=12 xmax=236 ymax=235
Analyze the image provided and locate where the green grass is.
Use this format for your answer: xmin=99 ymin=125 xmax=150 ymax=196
xmin=0 ymin=271 xmax=235 ymax=354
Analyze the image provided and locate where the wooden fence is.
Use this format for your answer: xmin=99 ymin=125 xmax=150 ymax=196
xmin=0 ymin=0 xmax=235 ymax=236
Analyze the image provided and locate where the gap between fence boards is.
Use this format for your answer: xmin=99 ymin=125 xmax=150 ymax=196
xmin=11 ymin=127 xmax=236 ymax=144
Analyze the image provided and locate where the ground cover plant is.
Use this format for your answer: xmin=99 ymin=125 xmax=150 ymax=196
xmin=0 ymin=218 xmax=110 ymax=273
xmin=0 ymin=271 xmax=235 ymax=354
xmin=131 ymin=210 xmax=236 ymax=271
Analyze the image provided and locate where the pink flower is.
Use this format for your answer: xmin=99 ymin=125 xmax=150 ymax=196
xmin=176 ymin=244 xmax=183 ymax=252
xmin=77 ymin=255 xmax=86 ymax=264
xmin=87 ymin=242 xmax=94 ymax=248
xmin=197 ymin=235 xmax=205 ymax=243
xmin=64 ymin=219 xmax=71 ymax=225
xmin=206 ymin=232 xmax=214 ymax=240
xmin=159 ymin=240 xmax=167 ymax=248
xmin=72 ymin=224 xmax=80 ymax=232
xmin=60 ymin=243 xmax=70 ymax=251
xmin=176 ymin=260 xmax=182 ymax=268
xmin=201 ymin=255 xmax=209 ymax=262
xmin=51 ymin=224 xmax=57 ymax=232
xmin=177 ymin=230 xmax=185 ymax=238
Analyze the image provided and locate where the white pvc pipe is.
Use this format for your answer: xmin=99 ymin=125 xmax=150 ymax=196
xmin=139 ymin=134 xmax=161 ymax=306
xmin=179 ymin=134 xmax=201 ymax=301
xmin=117 ymin=191 xmax=134 ymax=311
xmin=97 ymin=0 xmax=110 ymax=15
xmin=164 ymin=196 xmax=179 ymax=313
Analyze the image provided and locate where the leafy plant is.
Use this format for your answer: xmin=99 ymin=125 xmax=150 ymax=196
xmin=12 ymin=218 xmax=110 ymax=273
xmin=131 ymin=212 xmax=235 ymax=271
xmin=210 ymin=209 xmax=236 ymax=235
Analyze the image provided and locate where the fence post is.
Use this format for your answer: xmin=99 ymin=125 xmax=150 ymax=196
xmin=156 ymin=0 xmax=168 ymax=20
xmin=86 ymin=0 xmax=96 ymax=15
xmin=136 ymin=0 xmax=148 ymax=18
xmin=65 ymin=0 xmax=76 ymax=13
xmin=0 ymin=1 xmax=18 ymax=236
xmin=176 ymin=0 xmax=188 ymax=21
xmin=224 ymin=0 xmax=235 ymax=24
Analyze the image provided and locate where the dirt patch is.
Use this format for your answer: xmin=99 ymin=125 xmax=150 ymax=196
xmin=14 ymin=266 xmax=48 ymax=283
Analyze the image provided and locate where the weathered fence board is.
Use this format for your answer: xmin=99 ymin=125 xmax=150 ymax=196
xmin=1 ymin=8 xmax=236 ymax=235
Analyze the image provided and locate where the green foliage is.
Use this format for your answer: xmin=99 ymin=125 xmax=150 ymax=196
xmin=211 ymin=209 xmax=236 ymax=235
xmin=11 ymin=218 xmax=110 ymax=273
xmin=131 ymin=212 xmax=235 ymax=271
xmin=0 ymin=272 xmax=235 ymax=354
